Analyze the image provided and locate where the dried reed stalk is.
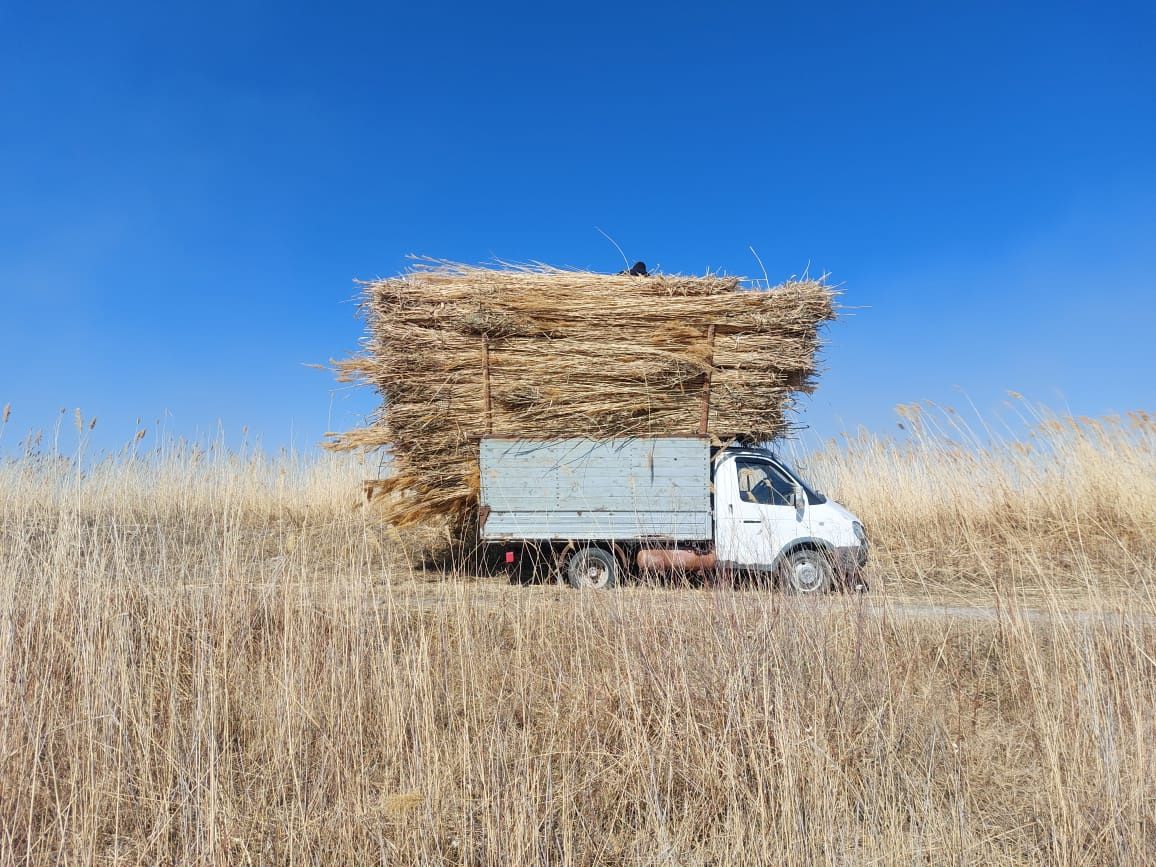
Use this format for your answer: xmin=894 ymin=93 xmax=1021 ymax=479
xmin=327 ymin=261 xmax=836 ymax=528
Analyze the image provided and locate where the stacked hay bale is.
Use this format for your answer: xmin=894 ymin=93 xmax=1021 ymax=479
xmin=327 ymin=261 xmax=836 ymax=531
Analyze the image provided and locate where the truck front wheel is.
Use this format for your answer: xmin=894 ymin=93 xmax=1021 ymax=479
xmin=782 ymin=548 xmax=833 ymax=594
xmin=565 ymin=546 xmax=618 ymax=590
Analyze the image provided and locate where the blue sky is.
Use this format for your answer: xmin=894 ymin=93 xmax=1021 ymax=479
xmin=2 ymin=0 xmax=1153 ymax=453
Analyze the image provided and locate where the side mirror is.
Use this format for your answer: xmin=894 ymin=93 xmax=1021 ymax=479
xmin=791 ymin=485 xmax=806 ymax=510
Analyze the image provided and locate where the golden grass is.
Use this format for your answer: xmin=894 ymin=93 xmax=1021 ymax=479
xmin=803 ymin=400 xmax=1156 ymax=596
xmin=2 ymin=404 xmax=1154 ymax=865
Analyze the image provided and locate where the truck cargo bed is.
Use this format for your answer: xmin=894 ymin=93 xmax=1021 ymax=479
xmin=479 ymin=437 xmax=712 ymax=542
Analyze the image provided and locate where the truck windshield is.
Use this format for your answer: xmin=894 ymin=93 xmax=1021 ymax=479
xmin=774 ymin=459 xmax=827 ymax=505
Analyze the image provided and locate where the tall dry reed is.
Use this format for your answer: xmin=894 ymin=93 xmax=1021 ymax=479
xmin=1 ymin=405 xmax=1153 ymax=864
xmin=800 ymin=398 xmax=1156 ymax=595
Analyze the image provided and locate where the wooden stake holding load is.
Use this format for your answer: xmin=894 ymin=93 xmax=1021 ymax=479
xmin=698 ymin=323 xmax=716 ymax=436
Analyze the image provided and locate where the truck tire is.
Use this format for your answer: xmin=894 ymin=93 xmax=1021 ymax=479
xmin=782 ymin=548 xmax=833 ymax=594
xmin=565 ymin=546 xmax=618 ymax=590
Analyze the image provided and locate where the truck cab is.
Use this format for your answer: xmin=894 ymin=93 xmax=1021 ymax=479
xmin=712 ymin=447 xmax=868 ymax=593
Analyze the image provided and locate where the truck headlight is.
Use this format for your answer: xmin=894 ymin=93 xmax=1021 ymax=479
xmin=852 ymin=521 xmax=866 ymax=544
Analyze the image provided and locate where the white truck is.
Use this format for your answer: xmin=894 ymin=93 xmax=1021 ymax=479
xmin=479 ymin=436 xmax=868 ymax=591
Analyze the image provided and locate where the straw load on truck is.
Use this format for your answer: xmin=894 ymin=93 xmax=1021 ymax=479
xmin=326 ymin=260 xmax=837 ymax=532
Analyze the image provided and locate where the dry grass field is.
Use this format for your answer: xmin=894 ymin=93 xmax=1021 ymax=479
xmin=2 ymin=403 xmax=1154 ymax=865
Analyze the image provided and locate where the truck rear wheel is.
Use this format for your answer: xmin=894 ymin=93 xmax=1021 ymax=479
xmin=782 ymin=548 xmax=833 ymax=594
xmin=565 ymin=546 xmax=618 ymax=590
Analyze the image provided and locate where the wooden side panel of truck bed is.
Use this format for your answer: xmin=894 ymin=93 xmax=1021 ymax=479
xmin=478 ymin=437 xmax=712 ymax=542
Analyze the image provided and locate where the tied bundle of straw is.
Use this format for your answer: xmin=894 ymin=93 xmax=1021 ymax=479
xmin=327 ymin=261 xmax=836 ymax=529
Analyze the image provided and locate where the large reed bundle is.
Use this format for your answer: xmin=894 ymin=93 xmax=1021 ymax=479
xmin=327 ymin=262 xmax=836 ymax=528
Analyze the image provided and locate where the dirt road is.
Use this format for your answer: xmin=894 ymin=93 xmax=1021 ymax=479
xmin=374 ymin=577 xmax=1156 ymax=629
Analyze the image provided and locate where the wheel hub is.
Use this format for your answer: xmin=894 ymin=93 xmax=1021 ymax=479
xmin=582 ymin=559 xmax=608 ymax=587
xmin=794 ymin=560 xmax=820 ymax=590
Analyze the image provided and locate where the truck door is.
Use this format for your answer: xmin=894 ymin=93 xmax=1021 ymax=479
xmin=714 ymin=454 xmax=809 ymax=570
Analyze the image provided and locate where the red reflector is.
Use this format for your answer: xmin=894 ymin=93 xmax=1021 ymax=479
xmin=505 ymin=551 xmax=515 ymax=564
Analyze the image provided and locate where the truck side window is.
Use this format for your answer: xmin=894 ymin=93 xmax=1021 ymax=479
xmin=735 ymin=459 xmax=795 ymax=507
